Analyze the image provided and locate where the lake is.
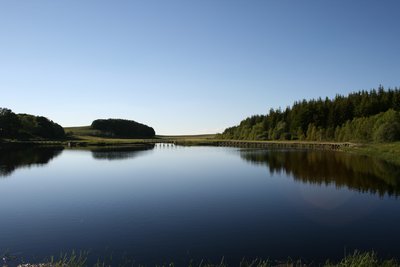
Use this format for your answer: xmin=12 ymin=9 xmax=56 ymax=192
xmin=1 ymin=145 xmax=400 ymax=266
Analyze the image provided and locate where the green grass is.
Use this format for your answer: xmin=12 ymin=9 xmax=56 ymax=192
xmin=158 ymin=134 xmax=217 ymax=139
xmin=64 ymin=126 xmax=102 ymax=137
xmin=343 ymin=142 xmax=400 ymax=166
xmin=11 ymin=250 xmax=400 ymax=267
xmin=48 ymin=251 xmax=89 ymax=267
xmin=63 ymin=126 xmax=218 ymax=146
xmin=325 ymin=250 xmax=398 ymax=267
xmin=63 ymin=126 xmax=157 ymax=145
xmin=64 ymin=127 xmax=216 ymax=139
xmin=155 ymin=134 xmax=218 ymax=146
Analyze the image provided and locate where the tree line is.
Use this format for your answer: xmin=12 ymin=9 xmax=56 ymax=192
xmin=91 ymin=119 xmax=155 ymax=138
xmin=219 ymin=86 xmax=400 ymax=142
xmin=0 ymin=108 xmax=156 ymax=141
xmin=0 ymin=108 xmax=65 ymax=140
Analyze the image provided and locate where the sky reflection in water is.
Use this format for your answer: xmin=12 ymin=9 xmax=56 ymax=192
xmin=0 ymin=145 xmax=399 ymax=265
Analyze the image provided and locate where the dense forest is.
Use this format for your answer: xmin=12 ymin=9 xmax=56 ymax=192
xmin=0 ymin=108 xmax=65 ymax=140
xmin=219 ymin=86 xmax=400 ymax=142
xmin=91 ymin=119 xmax=155 ymax=138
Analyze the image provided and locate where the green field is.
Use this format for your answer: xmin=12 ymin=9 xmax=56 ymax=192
xmin=63 ymin=126 xmax=148 ymax=145
xmin=63 ymin=126 xmax=217 ymax=146
xmin=65 ymin=126 xmax=216 ymax=139
xmin=64 ymin=126 xmax=101 ymax=137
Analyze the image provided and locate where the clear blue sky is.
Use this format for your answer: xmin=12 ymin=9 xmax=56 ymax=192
xmin=1 ymin=0 xmax=399 ymax=134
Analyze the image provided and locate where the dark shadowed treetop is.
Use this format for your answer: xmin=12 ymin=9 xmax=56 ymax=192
xmin=0 ymin=108 xmax=65 ymax=140
xmin=18 ymin=113 xmax=65 ymax=139
xmin=91 ymin=119 xmax=155 ymax=138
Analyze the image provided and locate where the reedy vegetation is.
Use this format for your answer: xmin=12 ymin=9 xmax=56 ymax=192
xmin=9 ymin=251 xmax=399 ymax=267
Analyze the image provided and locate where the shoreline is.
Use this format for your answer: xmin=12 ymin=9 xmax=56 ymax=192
xmin=1 ymin=138 xmax=399 ymax=166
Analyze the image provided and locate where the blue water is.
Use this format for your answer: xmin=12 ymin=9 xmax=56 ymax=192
xmin=0 ymin=145 xmax=399 ymax=265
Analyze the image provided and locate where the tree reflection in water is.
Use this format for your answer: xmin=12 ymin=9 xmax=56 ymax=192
xmin=0 ymin=145 xmax=64 ymax=177
xmin=90 ymin=144 xmax=155 ymax=160
xmin=240 ymin=149 xmax=400 ymax=197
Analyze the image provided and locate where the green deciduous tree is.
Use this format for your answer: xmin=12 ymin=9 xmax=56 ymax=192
xmin=220 ymin=86 xmax=400 ymax=142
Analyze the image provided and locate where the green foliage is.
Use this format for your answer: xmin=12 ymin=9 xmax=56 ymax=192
xmin=18 ymin=114 xmax=65 ymax=139
xmin=91 ymin=119 xmax=155 ymax=138
xmin=374 ymin=122 xmax=400 ymax=142
xmin=0 ymin=108 xmax=65 ymax=140
xmin=220 ymin=86 xmax=400 ymax=142
xmin=335 ymin=109 xmax=400 ymax=142
xmin=0 ymin=108 xmax=21 ymax=138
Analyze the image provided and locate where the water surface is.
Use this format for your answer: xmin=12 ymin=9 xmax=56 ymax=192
xmin=0 ymin=145 xmax=399 ymax=265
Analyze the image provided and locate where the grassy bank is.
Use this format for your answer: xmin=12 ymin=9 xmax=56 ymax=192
xmin=64 ymin=126 xmax=151 ymax=145
xmin=10 ymin=250 xmax=400 ymax=267
xmin=61 ymin=126 xmax=218 ymax=147
xmin=343 ymin=142 xmax=400 ymax=166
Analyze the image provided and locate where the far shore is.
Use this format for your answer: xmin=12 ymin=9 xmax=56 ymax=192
xmin=1 ymin=134 xmax=399 ymax=166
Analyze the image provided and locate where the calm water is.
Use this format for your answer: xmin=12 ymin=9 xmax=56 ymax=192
xmin=1 ymin=145 xmax=400 ymax=265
